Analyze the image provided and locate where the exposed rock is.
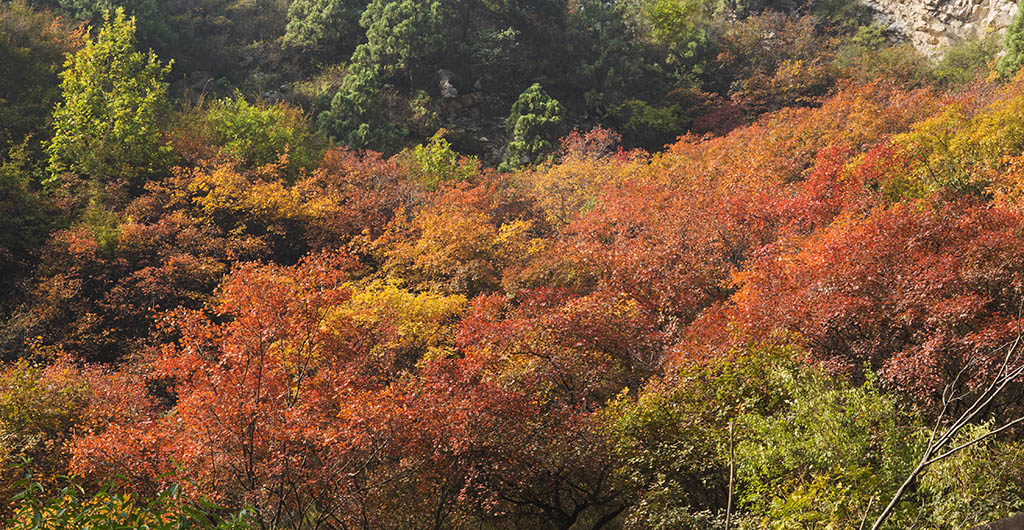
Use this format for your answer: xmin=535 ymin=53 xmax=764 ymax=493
xmin=438 ymin=69 xmax=458 ymax=98
xmin=860 ymin=0 xmax=1019 ymax=57
xmin=188 ymin=71 xmax=213 ymax=92
xmin=440 ymin=79 xmax=458 ymax=98
xmin=970 ymin=513 xmax=1024 ymax=530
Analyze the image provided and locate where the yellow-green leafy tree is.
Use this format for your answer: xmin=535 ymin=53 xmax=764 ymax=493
xmin=45 ymin=8 xmax=172 ymax=186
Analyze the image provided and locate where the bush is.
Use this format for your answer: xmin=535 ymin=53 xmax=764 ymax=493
xmin=834 ymin=23 xmax=931 ymax=86
xmin=930 ymin=33 xmax=1001 ymax=88
xmin=9 ymin=479 xmax=253 ymax=530
xmin=602 ymin=344 xmax=803 ymax=528
xmin=201 ymin=96 xmax=326 ymax=178
xmin=402 ymin=129 xmax=478 ymax=190
xmin=734 ymin=369 xmax=923 ymax=528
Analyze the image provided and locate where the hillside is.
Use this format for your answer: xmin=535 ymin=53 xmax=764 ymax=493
xmin=3 ymin=0 xmax=1024 ymax=528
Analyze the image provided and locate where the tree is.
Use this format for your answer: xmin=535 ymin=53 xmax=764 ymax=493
xmin=638 ymin=0 xmax=716 ymax=88
xmin=44 ymin=0 xmax=164 ymax=44
xmin=997 ymin=5 xmax=1024 ymax=78
xmin=355 ymin=0 xmax=456 ymax=84
xmin=716 ymin=201 xmax=1024 ymax=397
xmin=517 ymin=127 xmax=645 ymax=227
xmin=70 ymin=252 xmax=404 ymax=528
xmin=565 ymin=0 xmax=651 ymax=109
xmin=283 ymin=0 xmax=368 ymax=54
xmin=0 ymin=151 xmax=55 ymax=307
xmin=317 ymin=62 xmax=405 ymax=151
xmin=500 ymin=83 xmax=565 ymax=171
xmin=372 ymin=172 xmax=542 ymax=296
xmin=45 ymin=8 xmax=172 ymax=186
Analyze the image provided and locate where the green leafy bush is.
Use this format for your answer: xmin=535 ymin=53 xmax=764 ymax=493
xmin=734 ymin=369 xmax=923 ymax=529
xmin=202 ymin=96 xmax=326 ymax=177
xmin=602 ymin=344 xmax=802 ymax=529
xmin=931 ymin=33 xmax=1001 ymax=88
xmin=402 ymin=129 xmax=478 ymax=190
xmin=10 ymin=479 xmax=253 ymax=530
xmin=917 ymin=423 xmax=1024 ymax=529
xmin=834 ymin=24 xmax=930 ymax=86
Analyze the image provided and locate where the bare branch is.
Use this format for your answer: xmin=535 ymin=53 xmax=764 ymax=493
xmin=869 ymin=327 xmax=1024 ymax=530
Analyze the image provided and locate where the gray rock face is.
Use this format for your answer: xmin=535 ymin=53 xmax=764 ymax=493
xmin=970 ymin=513 xmax=1024 ymax=530
xmin=859 ymin=0 xmax=1019 ymax=56
xmin=438 ymin=69 xmax=458 ymax=99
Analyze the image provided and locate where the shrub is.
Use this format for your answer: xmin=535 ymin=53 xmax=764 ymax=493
xmin=201 ymin=96 xmax=325 ymax=178
xmin=402 ymin=129 xmax=478 ymax=190
xmin=9 ymin=479 xmax=253 ymax=530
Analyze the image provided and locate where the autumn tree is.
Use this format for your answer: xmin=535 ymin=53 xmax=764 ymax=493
xmin=71 ymin=252 xmax=402 ymax=528
xmin=373 ymin=172 xmax=544 ymax=296
xmin=709 ymin=201 xmax=1024 ymax=397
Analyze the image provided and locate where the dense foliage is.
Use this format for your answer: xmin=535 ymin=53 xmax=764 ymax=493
xmin=5 ymin=0 xmax=1024 ymax=528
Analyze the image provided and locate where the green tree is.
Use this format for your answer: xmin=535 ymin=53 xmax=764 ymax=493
xmin=567 ymin=0 xmax=653 ymax=109
xmin=0 ymin=150 xmax=54 ymax=307
xmin=283 ymin=0 xmax=368 ymax=54
xmin=317 ymin=62 xmax=405 ymax=150
xmin=640 ymin=0 xmax=716 ymax=88
xmin=500 ymin=83 xmax=565 ymax=170
xmin=45 ymin=8 xmax=172 ymax=186
xmin=998 ymin=6 xmax=1024 ymax=78
xmin=355 ymin=0 xmax=456 ymax=84
xmin=42 ymin=0 xmax=178 ymax=56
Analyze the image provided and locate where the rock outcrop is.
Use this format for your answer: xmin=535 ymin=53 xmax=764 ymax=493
xmin=860 ymin=0 xmax=1019 ymax=56
xmin=970 ymin=513 xmax=1024 ymax=530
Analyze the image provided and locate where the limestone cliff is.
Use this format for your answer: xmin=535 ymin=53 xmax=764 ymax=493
xmin=860 ymin=0 xmax=1019 ymax=56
